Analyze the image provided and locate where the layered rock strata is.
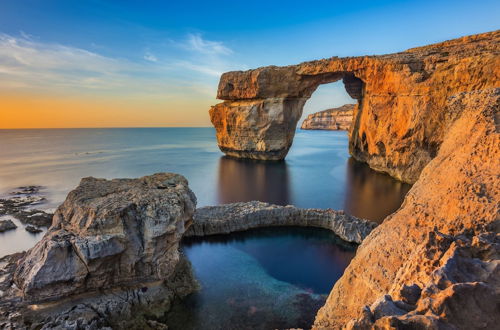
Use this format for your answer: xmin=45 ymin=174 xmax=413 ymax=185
xmin=210 ymin=31 xmax=500 ymax=183
xmin=1 ymin=252 xmax=198 ymax=329
xmin=13 ymin=173 xmax=197 ymax=303
xmin=185 ymin=201 xmax=377 ymax=244
xmin=313 ymin=89 xmax=500 ymax=328
xmin=301 ymin=104 xmax=355 ymax=130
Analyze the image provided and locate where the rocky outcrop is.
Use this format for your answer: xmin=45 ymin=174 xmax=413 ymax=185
xmin=210 ymin=31 xmax=499 ymax=183
xmin=13 ymin=173 xmax=197 ymax=303
xmin=313 ymin=89 xmax=500 ymax=329
xmin=0 ymin=187 xmax=53 ymax=228
xmin=301 ymin=104 xmax=355 ymax=130
xmin=185 ymin=201 xmax=377 ymax=244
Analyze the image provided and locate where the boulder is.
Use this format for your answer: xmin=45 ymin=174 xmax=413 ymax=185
xmin=13 ymin=173 xmax=197 ymax=303
xmin=0 ymin=219 xmax=17 ymax=232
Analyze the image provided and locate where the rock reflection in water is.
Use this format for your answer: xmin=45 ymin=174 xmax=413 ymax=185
xmin=217 ymin=156 xmax=290 ymax=205
xmin=344 ymin=158 xmax=412 ymax=223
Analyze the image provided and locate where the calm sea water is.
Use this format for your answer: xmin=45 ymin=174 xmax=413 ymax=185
xmin=0 ymin=127 xmax=411 ymax=328
xmin=0 ymin=128 xmax=410 ymax=218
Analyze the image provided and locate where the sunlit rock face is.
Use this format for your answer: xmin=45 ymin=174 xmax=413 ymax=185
xmin=14 ymin=173 xmax=197 ymax=303
xmin=313 ymin=89 xmax=500 ymax=329
xmin=301 ymin=104 xmax=355 ymax=130
xmin=210 ymin=31 xmax=499 ymax=183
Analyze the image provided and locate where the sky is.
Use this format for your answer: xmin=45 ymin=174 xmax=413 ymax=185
xmin=0 ymin=0 xmax=499 ymax=128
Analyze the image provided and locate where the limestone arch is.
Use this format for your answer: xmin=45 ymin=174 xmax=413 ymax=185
xmin=210 ymin=69 xmax=365 ymax=160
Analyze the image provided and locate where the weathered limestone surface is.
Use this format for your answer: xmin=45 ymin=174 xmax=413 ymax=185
xmin=13 ymin=173 xmax=197 ymax=303
xmin=1 ymin=252 xmax=198 ymax=329
xmin=313 ymin=89 xmax=500 ymax=329
xmin=301 ymin=104 xmax=355 ymax=130
xmin=211 ymin=31 xmax=500 ymax=183
xmin=185 ymin=201 xmax=377 ymax=244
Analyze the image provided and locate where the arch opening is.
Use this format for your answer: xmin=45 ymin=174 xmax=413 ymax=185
xmin=299 ymin=80 xmax=358 ymax=126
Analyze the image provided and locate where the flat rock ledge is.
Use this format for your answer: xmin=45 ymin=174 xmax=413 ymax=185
xmin=185 ymin=201 xmax=377 ymax=244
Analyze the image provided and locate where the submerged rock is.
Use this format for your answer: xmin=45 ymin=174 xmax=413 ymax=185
xmin=301 ymin=104 xmax=355 ymax=130
xmin=9 ymin=185 xmax=42 ymax=195
xmin=14 ymin=172 xmax=197 ymax=303
xmin=0 ymin=219 xmax=17 ymax=232
xmin=24 ymin=225 xmax=42 ymax=234
xmin=186 ymin=201 xmax=377 ymax=244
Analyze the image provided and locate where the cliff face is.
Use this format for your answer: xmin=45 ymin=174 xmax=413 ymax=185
xmin=301 ymin=104 xmax=355 ymax=130
xmin=210 ymin=30 xmax=500 ymax=183
xmin=313 ymin=89 xmax=500 ymax=329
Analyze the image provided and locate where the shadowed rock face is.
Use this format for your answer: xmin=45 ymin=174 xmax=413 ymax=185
xmin=210 ymin=31 xmax=500 ymax=183
xmin=301 ymin=104 xmax=355 ymax=130
xmin=13 ymin=173 xmax=197 ymax=303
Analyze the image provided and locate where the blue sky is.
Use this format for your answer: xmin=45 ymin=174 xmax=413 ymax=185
xmin=1 ymin=0 xmax=499 ymax=127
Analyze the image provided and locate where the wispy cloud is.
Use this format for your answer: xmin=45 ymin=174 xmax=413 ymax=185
xmin=184 ymin=33 xmax=233 ymax=55
xmin=0 ymin=32 xmax=243 ymax=99
xmin=143 ymin=51 xmax=158 ymax=62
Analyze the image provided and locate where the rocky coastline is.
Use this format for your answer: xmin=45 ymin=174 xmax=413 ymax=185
xmin=301 ymin=104 xmax=354 ymax=130
xmin=0 ymin=31 xmax=498 ymax=329
xmin=0 ymin=175 xmax=375 ymax=328
xmin=208 ymin=31 xmax=499 ymax=328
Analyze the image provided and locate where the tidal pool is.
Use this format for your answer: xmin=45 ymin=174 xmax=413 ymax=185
xmin=165 ymin=227 xmax=356 ymax=329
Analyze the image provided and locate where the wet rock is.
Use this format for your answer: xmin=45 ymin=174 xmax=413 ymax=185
xmin=10 ymin=186 xmax=42 ymax=195
xmin=1 ymin=184 xmax=52 ymax=228
xmin=25 ymin=225 xmax=42 ymax=234
xmin=6 ymin=195 xmax=45 ymax=207
xmin=301 ymin=104 xmax=355 ymax=130
xmin=0 ymin=219 xmax=17 ymax=233
xmin=14 ymin=172 xmax=197 ymax=303
xmin=185 ymin=201 xmax=377 ymax=244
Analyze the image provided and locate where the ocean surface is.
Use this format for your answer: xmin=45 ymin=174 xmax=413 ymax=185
xmin=0 ymin=127 xmax=410 ymax=219
xmin=0 ymin=127 xmax=411 ymax=328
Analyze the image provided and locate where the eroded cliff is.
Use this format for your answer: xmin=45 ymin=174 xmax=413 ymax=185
xmin=301 ymin=104 xmax=355 ymax=130
xmin=210 ymin=30 xmax=500 ymax=183
xmin=314 ymin=89 xmax=500 ymax=329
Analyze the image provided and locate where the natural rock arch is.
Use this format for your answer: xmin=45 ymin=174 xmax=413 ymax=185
xmin=210 ymin=69 xmax=364 ymax=161
xmin=209 ymin=31 xmax=499 ymax=183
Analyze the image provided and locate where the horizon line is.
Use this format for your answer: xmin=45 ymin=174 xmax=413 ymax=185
xmin=0 ymin=126 xmax=215 ymax=130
